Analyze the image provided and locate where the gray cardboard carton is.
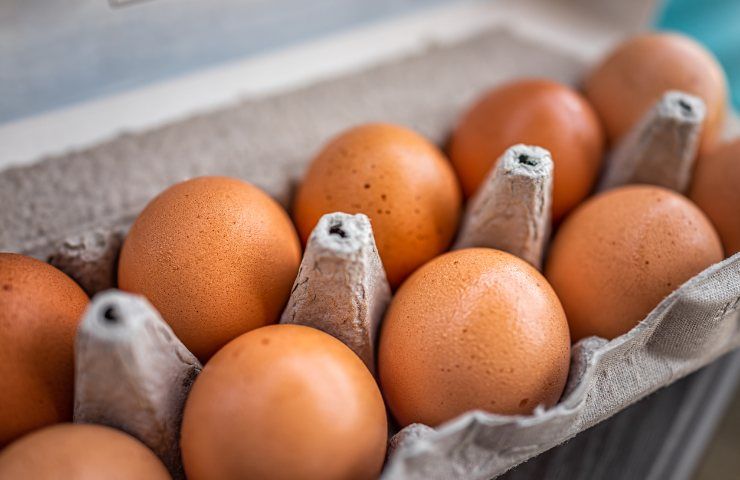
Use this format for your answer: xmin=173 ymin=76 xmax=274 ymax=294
xmin=1 ymin=0 xmax=739 ymax=478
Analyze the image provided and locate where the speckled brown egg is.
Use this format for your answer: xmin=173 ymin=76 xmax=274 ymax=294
xmin=378 ymin=248 xmax=570 ymax=427
xmin=449 ymin=78 xmax=605 ymax=220
xmin=292 ymin=123 xmax=462 ymax=287
xmin=118 ymin=176 xmax=301 ymax=361
xmin=546 ymin=186 xmax=723 ymax=341
xmin=585 ymin=32 xmax=727 ymax=155
xmin=690 ymin=139 xmax=740 ymax=256
xmin=0 ymin=253 xmax=88 ymax=447
xmin=181 ymin=324 xmax=387 ymax=480
xmin=0 ymin=423 xmax=170 ymax=479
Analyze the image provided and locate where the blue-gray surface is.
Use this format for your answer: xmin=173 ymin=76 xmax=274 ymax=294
xmin=0 ymin=0 xmax=738 ymax=123
xmin=0 ymin=0 xmax=455 ymax=123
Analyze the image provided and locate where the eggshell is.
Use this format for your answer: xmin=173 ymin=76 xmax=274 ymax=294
xmin=378 ymin=248 xmax=570 ymax=427
xmin=0 ymin=423 xmax=170 ymax=480
xmin=181 ymin=324 xmax=387 ymax=480
xmin=449 ymin=78 xmax=605 ymax=220
xmin=690 ymin=139 xmax=740 ymax=256
xmin=584 ymin=32 xmax=727 ymax=155
xmin=546 ymin=185 xmax=724 ymax=341
xmin=118 ymin=176 xmax=301 ymax=361
xmin=0 ymin=253 xmax=88 ymax=446
xmin=293 ymin=123 xmax=462 ymax=287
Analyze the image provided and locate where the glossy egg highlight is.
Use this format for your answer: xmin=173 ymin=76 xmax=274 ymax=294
xmin=0 ymin=423 xmax=170 ymax=479
xmin=449 ymin=78 xmax=605 ymax=220
xmin=585 ymin=32 xmax=727 ymax=155
xmin=379 ymin=248 xmax=571 ymax=427
xmin=293 ymin=123 xmax=462 ymax=287
xmin=118 ymin=176 xmax=301 ymax=361
xmin=181 ymin=324 xmax=387 ymax=480
xmin=546 ymin=185 xmax=723 ymax=341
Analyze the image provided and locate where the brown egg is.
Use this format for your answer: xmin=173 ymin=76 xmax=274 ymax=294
xmin=118 ymin=176 xmax=301 ymax=361
xmin=181 ymin=324 xmax=387 ymax=480
xmin=293 ymin=123 xmax=462 ymax=287
xmin=0 ymin=253 xmax=88 ymax=447
xmin=449 ymin=78 xmax=605 ymax=220
xmin=378 ymin=248 xmax=570 ymax=427
xmin=585 ymin=32 xmax=727 ymax=155
xmin=690 ymin=139 xmax=740 ymax=256
xmin=546 ymin=186 xmax=723 ymax=341
xmin=0 ymin=423 xmax=170 ymax=479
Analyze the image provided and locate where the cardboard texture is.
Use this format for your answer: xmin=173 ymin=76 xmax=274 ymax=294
xmin=383 ymin=254 xmax=740 ymax=479
xmin=47 ymin=226 xmax=127 ymax=296
xmin=1 ymin=27 xmax=586 ymax=258
xmin=281 ymin=212 xmax=391 ymax=373
xmin=597 ymin=90 xmax=706 ymax=193
xmin=74 ymin=291 xmax=202 ymax=479
xmin=454 ymin=144 xmax=553 ymax=269
xmin=2 ymin=0 xmax=740 ymax=478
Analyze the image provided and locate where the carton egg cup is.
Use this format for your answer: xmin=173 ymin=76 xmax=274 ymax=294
xmin=2 ymin=1 xmax=739 ymax=478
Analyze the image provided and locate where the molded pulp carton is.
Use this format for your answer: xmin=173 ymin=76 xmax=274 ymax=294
xmin=1 ymin=1 xmax=739 ymax=478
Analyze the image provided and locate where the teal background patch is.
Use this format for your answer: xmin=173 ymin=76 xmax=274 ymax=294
xmin=657 ymin=0 xmax=740 ymax=109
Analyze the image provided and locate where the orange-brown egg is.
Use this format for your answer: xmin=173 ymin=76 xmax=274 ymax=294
xmin=181 ymin=324 xmax=387 ymax=480
xmin=690 ymin=139 xmax=740 ymax=256
xmin=584 ymin=32 xmax=727 ymax=155
xmin=0 ymin=253 xmax=88 ymax=446
xmin=292 ymin=123 xmax=462 ymax=287
xmin=378 ymin=248 xmax=570 ymax=427
xmin=449 ymin=78 xmax=605 ymax=220
xmin=118 ymin=176 xmax=301 ymax=361
xmin=546 ymin=186 xmax=723 ymax=341
xmin=0 ymin=423 xmax=170 ymax=479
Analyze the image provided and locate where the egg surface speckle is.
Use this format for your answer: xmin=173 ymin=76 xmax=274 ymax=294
xmin=118 ymin=176 xmax=301 ymax=361
xmin=546 ymin=185 xmax=723 ymax=341
xmin=181 ymin=324 xmax=387 ymax=480
xmin=449 ymin=78 xmax=604 ymax=220
xmin=0 ymin=424 xmax=170 ymax=479
xmin=293 ymin=123 xmax=462 ymax=287
xmin=0 ymin=253 xmax=88 ymax=446
xmin=378 ymin=248 xmax=570 ymax=427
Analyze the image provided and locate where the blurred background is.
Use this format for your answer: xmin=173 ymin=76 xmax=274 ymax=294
xmin=0 ymin=1 xmax=738 ymax=478
xmin=0 ymin=0 xmax=738 ymax=124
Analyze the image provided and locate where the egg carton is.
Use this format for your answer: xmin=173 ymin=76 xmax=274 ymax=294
xmin=2 ymin=0 xmax=740 ymax=478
